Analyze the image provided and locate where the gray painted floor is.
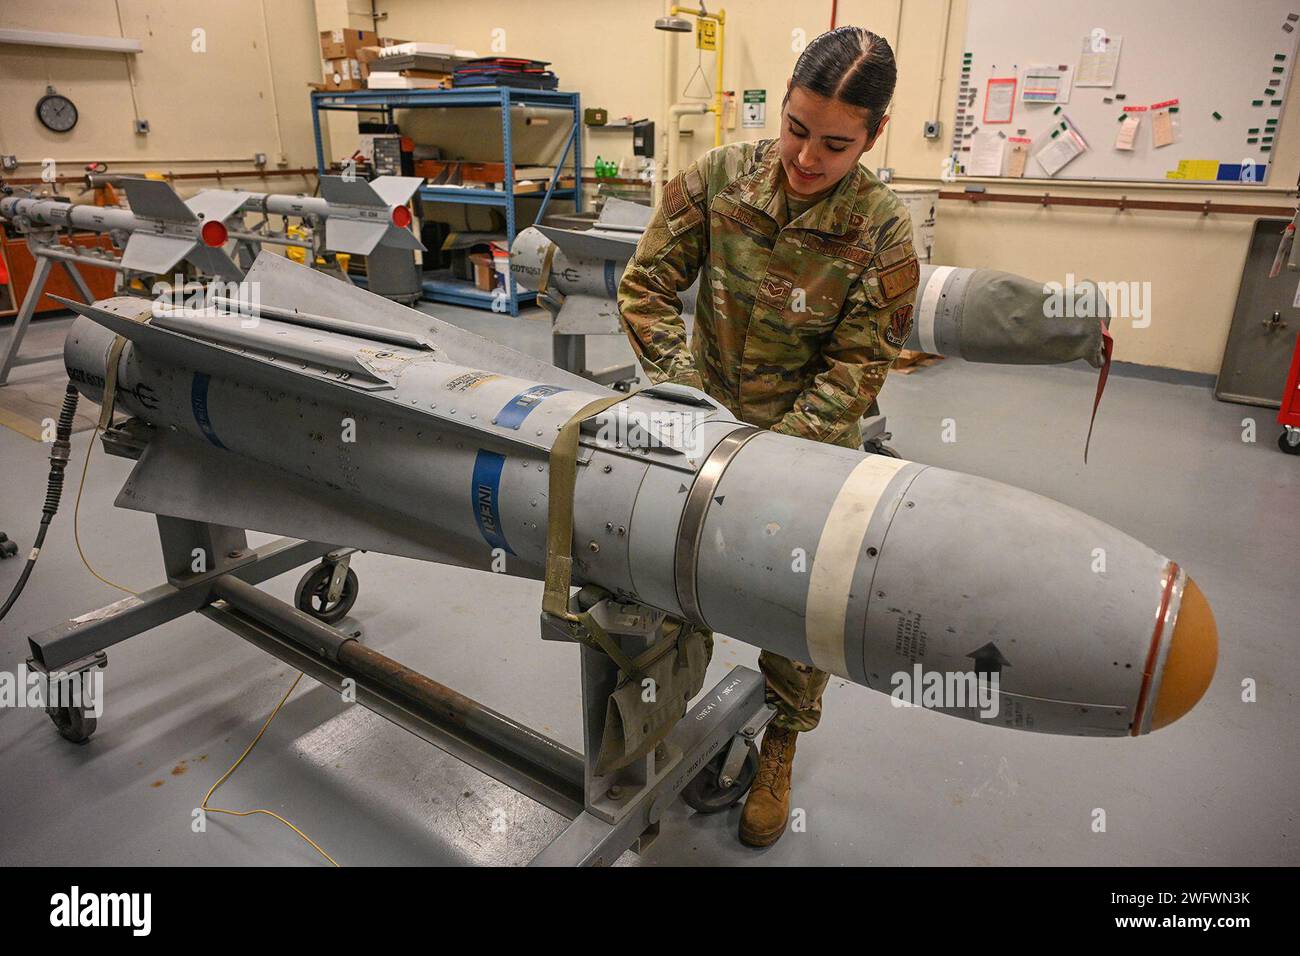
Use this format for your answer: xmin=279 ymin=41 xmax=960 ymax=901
xmin=1 ymin=302 xmax=1296 ymax=867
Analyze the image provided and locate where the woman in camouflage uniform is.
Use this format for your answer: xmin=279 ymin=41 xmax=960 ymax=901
xmin=617 ymin=27 xmax=921 ymax=847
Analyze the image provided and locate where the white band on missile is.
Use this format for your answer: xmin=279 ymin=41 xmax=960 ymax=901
xmin=806 ymin=455 xmax=910 ymax=678
xmin=917 ymin=265 xmax=955 ymax=354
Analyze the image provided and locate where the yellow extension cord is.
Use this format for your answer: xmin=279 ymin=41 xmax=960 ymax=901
xmin=72 ymin=426 xmax=338 ymax=866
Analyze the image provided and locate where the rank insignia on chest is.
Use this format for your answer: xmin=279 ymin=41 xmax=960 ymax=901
xmin=757 ymin=274 xmax=794 ymax=307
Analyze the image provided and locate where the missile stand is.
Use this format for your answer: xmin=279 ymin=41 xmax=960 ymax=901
xmin=0 ymin=230 xmax=103 ymax=386
xmin=21 ymin=418 xmax=772 ymax=866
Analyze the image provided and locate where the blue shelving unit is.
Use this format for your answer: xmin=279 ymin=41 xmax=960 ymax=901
xmin=310 ymin=86 xmax=583 ymax=315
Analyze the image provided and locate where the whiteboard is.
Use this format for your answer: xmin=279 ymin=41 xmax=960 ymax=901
xmin=951 ymin=0 xmax=1299 ymax=184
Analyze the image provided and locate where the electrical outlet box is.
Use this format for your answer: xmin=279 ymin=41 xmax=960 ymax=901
xmin=923 ymin=120 xmax=941 ymax=139
xmin=1 ymin=155 xmax=17 ymax=172
xmin=134 ymin=119 xmax=150 ymax=134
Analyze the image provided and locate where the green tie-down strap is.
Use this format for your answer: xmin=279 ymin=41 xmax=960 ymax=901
xmin=541 ymin=392 xmax=642 ymax=672
xmin=542 ymin=392 xmax=713 ymax=772
xmin=595 ymin=620 xmax=712 ymax=776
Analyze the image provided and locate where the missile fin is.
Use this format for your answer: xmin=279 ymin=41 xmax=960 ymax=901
xmin=241 ymin=252 xmax=604 ymax=392
xmin=186 ymin=189 xmax=253 ymax=224
xmin=553 ymin=293 xmax=623 ymax=335
xmin=118 ymin=429 xmax=540 ymax=575
xmin=184 ymin=244 xmax=245 ymax=282
xmin=318 ymin=175 xmax=385 ymax=207
xmin=325 ymin=217 xmax=386 ymax=256
xmin=536 ymin=224 xmax=639 ymax=262
xmin=381 ymin=223 xmax=426 ymax=251
xmin=595 ymin=196 xmax=653 ymax=229
xmin=52 ymin=295 xmax=542 ymax=452
xmin=120 ymin=232 xmax=196 ymax=275
xmin=369 ymin=175 xmax=425 ymax=207
xmin=123 ymin=178 xmax=197 ymax=223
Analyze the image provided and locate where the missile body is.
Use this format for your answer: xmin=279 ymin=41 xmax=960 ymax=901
xmin=2 ymin=179 xmax=244 ymax=280
xmin=59 ymin=253 xmax=1215 ymax=738
xmin=510 ymin=221 xmax=1106 ymax=366
xmin=909 ymin=264 xmax=1110 ymax=366
xmin=212 ymin=175 xmax=426 ymax=256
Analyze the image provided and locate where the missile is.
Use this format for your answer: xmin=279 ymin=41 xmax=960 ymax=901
xmin=202 ymin=175 xmax=426 ymax=257
xmin=511 ymin=197 xmax=698 ymax=334
xmin=56 ymin=252 xmax=1216 ymax=738
xmin=1 ymin=178 xmax=244 ymax=280
xmin=908 ymin=264 xmax=1110 ymax=367
xmin=510 ymin=210 xmax=1105 ymax=367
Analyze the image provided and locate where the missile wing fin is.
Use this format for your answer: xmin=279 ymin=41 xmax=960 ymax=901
xmin=369 ymin=176 xmax=425 ymax=207
xmin=595 ymin=196 xmax=653 ymax=230
xmin=184 ymin=244 xmax=245 ymax=282
xmin=50 ymin=295 xmax=540 ymax=452
xmin=186 ymin=189 xmax=253 ymax=224
xmin=119 ymin=232 xmax=197 ymax=275
xmin=241 ymin=252 xmax=604 ymax=392
xmin=324 ymin=217 xmax=387 ymax=256
xmin=123 ymin=178 xmax=197 ymax=223
xmin=553 ymin=293 xmax=624 ymax=336
xmin=536 ymin=224 xmax=639 ymax=262
xmin=118 ymin=429 xmax=543 ymax=576
xmin=318 ymin=175 xmax=385 ymax=207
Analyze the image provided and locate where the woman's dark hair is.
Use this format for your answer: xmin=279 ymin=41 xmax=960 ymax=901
xmin=783 ymin=27 xmax=897 ymax=139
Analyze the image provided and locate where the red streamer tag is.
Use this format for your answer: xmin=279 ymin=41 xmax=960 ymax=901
xmin=1084 ymin=319 xmax=1115 ymax=464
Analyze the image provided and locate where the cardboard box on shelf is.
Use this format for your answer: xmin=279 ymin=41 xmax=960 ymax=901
xmin=468 ymin=252 xmax=498 ymax=292
xmin=320 ymin=28 xmax=378 ymax=60
xmin=322 ymin=57 xmax=364 ymax=90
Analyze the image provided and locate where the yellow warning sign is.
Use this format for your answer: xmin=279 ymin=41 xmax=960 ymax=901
xmin=696 ymin=20 xmax=717 ymax=51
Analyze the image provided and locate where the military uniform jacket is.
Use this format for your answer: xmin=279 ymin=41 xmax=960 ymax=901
xmin=617 ymin=138 xmax=920 ymax=449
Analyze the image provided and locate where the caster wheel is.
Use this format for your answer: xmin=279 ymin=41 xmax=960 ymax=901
xmin=295 ymin=562 xmax=359 ymax=624
xmin=1279 ymin=428 xmax=1300 ymax=455
xmin=48 ymin=704 xmax=96 ymax=744
xmin=680 ymin=742 xmax=759 ymax=813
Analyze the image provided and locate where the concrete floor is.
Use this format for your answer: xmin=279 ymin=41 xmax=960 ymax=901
xmin=0 ymin=301 xmax=1296 ymax=867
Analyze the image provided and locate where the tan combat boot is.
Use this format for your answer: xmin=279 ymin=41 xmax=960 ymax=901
xmin=739 ymin=725 xmax=798 ymax=847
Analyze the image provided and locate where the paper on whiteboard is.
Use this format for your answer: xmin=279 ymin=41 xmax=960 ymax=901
xmin=1076 ymin=33 xmax=1123 ymax=87
xmin=1034 ymin=116 xmax=1089 ymax=176
xmin=970 ymin=131 xmax=1007 ymax=175
xmin=1006 ymin=137 xmax=1031 ymax=177
xmin=1114 ymin=114 xmax=1141 ymax=150
xmin=1022 ymin=64 xmax=1073 ymax=104
xmin=1151 ymin=107 xmax=1175 ymax=148
xmin=984 ymin=77 xmax=1016 ymax=123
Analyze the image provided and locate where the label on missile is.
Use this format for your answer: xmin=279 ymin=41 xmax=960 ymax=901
xmin=471 ymin=450 xmax=514 ymax=555
xmin=445 ymin=371 xmax=499 ymax=392
xmin=493 ymin=385 xmax=568 ymax=430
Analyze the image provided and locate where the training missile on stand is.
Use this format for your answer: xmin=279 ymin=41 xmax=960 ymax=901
xmin=56 ymin=252 xmax=1216 ymax=738
xmin=1 ymin=178 xmax=245 ymax=280
xmin=199 ymin=175 xmax=426 ymax=257
xmin=907 ymin=264 xmax=1110 ymax=367
xmin=510 ymin=202 xmax=1107 ymax=368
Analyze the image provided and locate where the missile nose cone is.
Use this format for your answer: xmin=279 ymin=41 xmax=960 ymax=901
xmin=1151 ymin=577 xmax=1218 ymax=731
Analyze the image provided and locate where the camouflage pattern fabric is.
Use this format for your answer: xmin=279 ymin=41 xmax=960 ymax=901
xmin=618 ymin=138 xmax=921 ymax=731
xmin=617 ymin=137 xmax=920 ymax=450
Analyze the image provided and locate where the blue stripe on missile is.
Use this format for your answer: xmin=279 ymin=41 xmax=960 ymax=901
xmin=190 ymin=373 xmax=227 ymax=449
xmin=492 ymin=384 xmax=568 ymax=430
xmin=604 ymin=259 xmax=617 ymax=298
xmin=471 ymin=450 xmax=514 ymax=555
